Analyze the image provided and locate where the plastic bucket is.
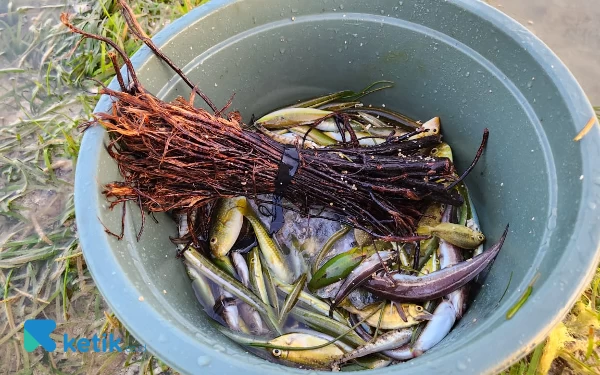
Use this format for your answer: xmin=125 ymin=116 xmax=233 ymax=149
xmin=74 ymin=0 xmax=600 ymax=373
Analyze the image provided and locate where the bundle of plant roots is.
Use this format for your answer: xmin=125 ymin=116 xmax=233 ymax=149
xmin=62 ymin=1 xmax=487 ymax=243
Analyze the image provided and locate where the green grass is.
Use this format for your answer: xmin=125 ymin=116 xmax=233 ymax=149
xmin=0 ymin=1 xmax=205 ymax=373
xmin=0 ymin=1 xmax=598 ymax=374
xmin=503 ymin=265 xmax=600 ymax=374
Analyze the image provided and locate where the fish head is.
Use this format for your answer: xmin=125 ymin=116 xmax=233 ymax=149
xmin=409 ymin=117 xmax=440 ymax=140
xmin=268 ymin=333 xmax=332 ymax=364
xmin=473 ymin=232 xmax=485 ymax=243
xmin=422 ymin=117 xmax=440 ymax=134
xmin=271 ymin=348 xmax=289 ymax=360
xmin=209 ymin=229 xmax=237 ymax=257
xmin=209 ymin=199 xmax=245 ymax=257
xmin=407 ymin=304 xmax=434 ymax=321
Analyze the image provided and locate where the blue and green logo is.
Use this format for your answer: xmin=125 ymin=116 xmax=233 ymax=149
xmin=24 ymin=320 xmax=57 ymax=352
xmin=23 ymin=319 xmax=145 ymax=353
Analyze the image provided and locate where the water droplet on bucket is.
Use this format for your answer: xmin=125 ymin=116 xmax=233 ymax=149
xmin=279 ymin=48 xmax=286 ymax=54
xmin=465 ymin=72 xmax=470 ymax=77
xmin=213 ymin=344 xmax=225 ymax=352
xmin=456 ymin=361 xmax=467 ymax=370
xmin=197 ymin=356 xmax=211 ymax=367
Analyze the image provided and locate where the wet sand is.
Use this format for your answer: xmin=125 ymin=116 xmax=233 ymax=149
xmin=490 ymin=0 xmax=600 ymax=105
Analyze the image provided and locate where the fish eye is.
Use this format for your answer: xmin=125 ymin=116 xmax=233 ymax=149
xmin=478 ymin=235 xmax=485 ymax=240
xmin=431 ymin=148 xmax=438 ymax=155
xmin=416 ymin=306 xmax=423 ymax=311
xmin=272 ymin=349 xmax=282 ymax=357
xmin=210 ymin=237 xmax=217 ymax=244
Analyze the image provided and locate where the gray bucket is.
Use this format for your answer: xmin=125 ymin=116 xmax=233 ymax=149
xmin=74 ymin=0 xmax=600 ymax=374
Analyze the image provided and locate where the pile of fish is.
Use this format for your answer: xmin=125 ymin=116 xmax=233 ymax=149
xmin=175 ymin=94 xmax=509 ymax=371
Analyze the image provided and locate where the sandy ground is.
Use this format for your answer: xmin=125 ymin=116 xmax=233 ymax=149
xmin=490 ymin=0 xmax=600 ymax=105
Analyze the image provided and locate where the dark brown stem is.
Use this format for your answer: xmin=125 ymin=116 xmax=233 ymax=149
xmin=446 ymin=128 xmax=489 ymax=191
xmin=108 ymin=52 xmax=127 ymax=91
xmin=117 ymin=0 xmax=219 ymax=113
xmin=60 ymin=13 xmax=142 ymax=93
